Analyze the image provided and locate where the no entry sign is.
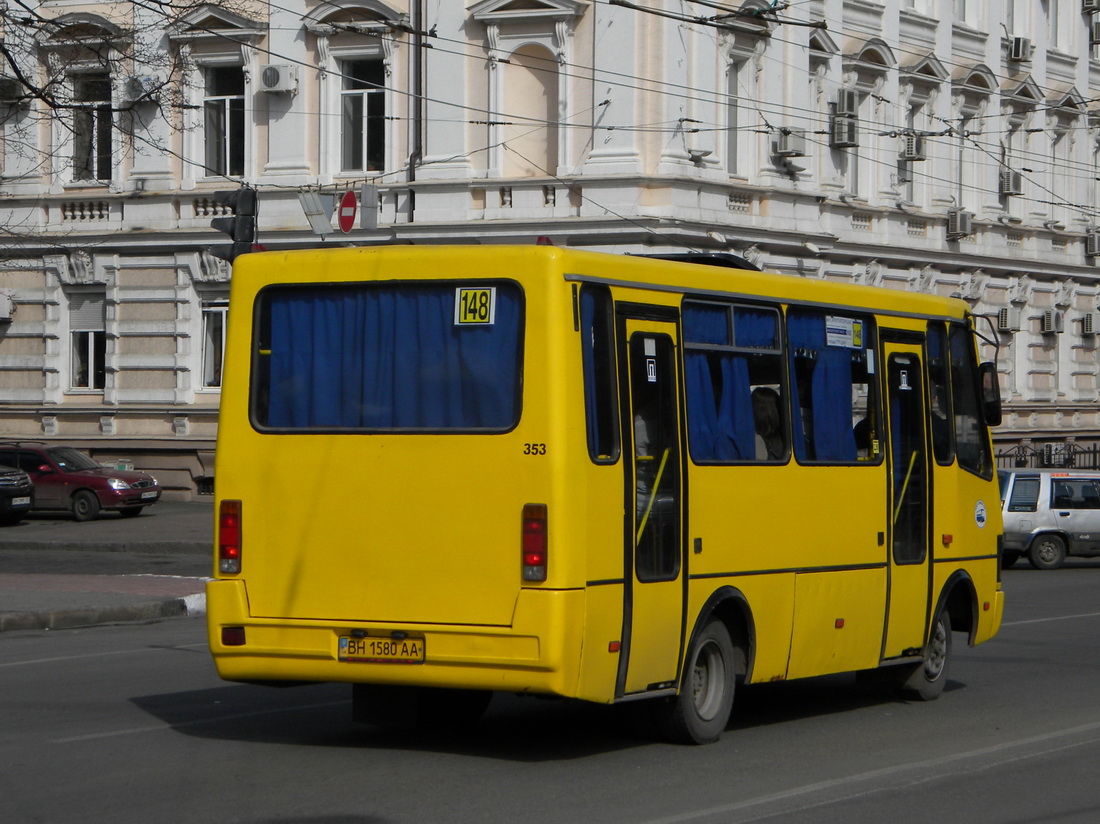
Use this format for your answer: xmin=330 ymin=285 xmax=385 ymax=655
xmin=338 ymin=190 xmax=357 ymax=233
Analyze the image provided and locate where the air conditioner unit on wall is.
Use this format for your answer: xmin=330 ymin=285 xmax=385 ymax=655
xmin=0 ymin=293 xmax=13 ymax=322
xmin=997 ymin=307 xmax=1021 ymax=333
xmin=0 ymin=76 xmax=25 ymax=106
xmin=999 ymin=169 xmax=1024 ymax=196
xmin=1042 ymin=309 xmax=1065 ymax=334
xmin=1082 ymin=312 xmax=1098 ymax=336
xmin=1087 ymin=231 xmax=1100 ymax=257
xmin=259 ymin=64 xmax=298 ymax=94
xmin=836 ymin=88 xmax=859 ymax=118
xmin=900 ymin=134 xmax=926 ymax=161
xmin=774 ymin=128 xmax=807 ymax=157
xmin=830 ymin=116 xmax=859 ymax=148
xmin=1086 ymin=0 xmax=1100 ymax=14
xmin=1009 ymin=37 xmax=1032 ymax=62
xmin=947 ymin=210 xmax=974 ymax=239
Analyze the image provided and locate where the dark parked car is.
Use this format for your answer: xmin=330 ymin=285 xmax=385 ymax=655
xmin=0 ymin=463 xmax=33 ymax=525
xmin=0 ymin=443 xmax=160 ymax=521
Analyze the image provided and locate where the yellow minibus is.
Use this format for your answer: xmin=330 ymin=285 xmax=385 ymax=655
xmin=207 ymin=245 xmax=1004 ymax=743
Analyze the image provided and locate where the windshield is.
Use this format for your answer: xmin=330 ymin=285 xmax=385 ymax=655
xmin=47 ymin=447 xmax=102 ymax=472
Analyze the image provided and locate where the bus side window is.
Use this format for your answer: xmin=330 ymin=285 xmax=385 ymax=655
xmin=580 ymin=285 xmax=620 ymax=463
xmin=948 ymin=323 xmax=993 ymax=479
xmin=683 ymin=301 xmax=786 ymax=463
xmin=927 ymin=323 xmax=954 ymax=465
xmin=787 ymin=309 xmax=878 ymax=464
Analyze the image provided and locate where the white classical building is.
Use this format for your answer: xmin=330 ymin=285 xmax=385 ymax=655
xmin=2 ymin=0 xmax=1100 ymax=495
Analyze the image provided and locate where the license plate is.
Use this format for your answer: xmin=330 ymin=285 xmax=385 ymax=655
xmin=339 ymin=635 xmax=425 ymax=664
xmin=141 ymin=491 xmax=157 ymax=500
xmin=12 ymin=497 xmax=30 ymax=506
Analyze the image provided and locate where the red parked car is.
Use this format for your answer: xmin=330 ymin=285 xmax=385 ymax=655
xmin=0 ymin=443 xmax=161 ymax=521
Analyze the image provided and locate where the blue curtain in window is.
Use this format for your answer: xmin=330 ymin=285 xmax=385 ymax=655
xmin=684 ymin=304 xmax=758 ymax=460
xmin=787 ymin=312 xmax=857 ymax=462
xmin=265 ymin=285 xmax=520 ymax=429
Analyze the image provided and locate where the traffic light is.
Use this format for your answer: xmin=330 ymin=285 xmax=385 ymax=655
xmin=208 ymin=187 xmax=257 ymax=263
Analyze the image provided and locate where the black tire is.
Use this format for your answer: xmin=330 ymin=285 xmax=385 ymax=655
xmin=1028 ymin=534 xmax=1067 ymax=570
xmin=119 ymin=506 xmax=144 ymax=518
xmin=72 ymin=490 xmax=101 ymax=522
xmin=901 ymin=609 xmax=952 ymax=701
xmin=650 ymin=620 xmax=736 ymax=744
xmin=1001 ymin=551 xmax=1021 ymax=569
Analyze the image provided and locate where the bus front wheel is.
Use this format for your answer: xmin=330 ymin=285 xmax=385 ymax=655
xmin=901 ymin=609 xmax=952 ymax=701
xmin=651 ymin=620 xmax=735 ymax=744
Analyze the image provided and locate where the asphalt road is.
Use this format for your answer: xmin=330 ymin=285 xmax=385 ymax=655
xmin=3 ymin=562 xmax=1100 ymax=824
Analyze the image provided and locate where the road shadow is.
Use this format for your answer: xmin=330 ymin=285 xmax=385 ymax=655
xmin=131 ymin=669 xmax=945 ymax=761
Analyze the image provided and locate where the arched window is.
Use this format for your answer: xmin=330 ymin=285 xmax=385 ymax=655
xmin=470 ymin=0 xmax=587 ymax=178
xmin=502 ymin=44 xmax=559 ymax=177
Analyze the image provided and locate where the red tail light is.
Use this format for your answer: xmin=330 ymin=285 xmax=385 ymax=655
xmin=219 ymin=499 xmax=242 ymax=574
xmin=522 ymin=503 xmax=548 ymax=582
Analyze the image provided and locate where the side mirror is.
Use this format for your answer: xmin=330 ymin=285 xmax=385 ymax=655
xmin=978 ymin=362 xmax=1002 ymax=427
xmin=35 ymin=464 xmax=53 ymax=475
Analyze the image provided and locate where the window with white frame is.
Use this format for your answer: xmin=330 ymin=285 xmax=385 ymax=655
xmin=72 ymin=74 xmax=112 ymax=183
xmin=69 ymin=293 xmax=106 ymax=390
xmin=201 ymin=301 xmax=228 ymax=388
xmin=204 ymin=66 xmax=245 ymax=177
xmin=340 ymin=58 xmax=385 ymax=173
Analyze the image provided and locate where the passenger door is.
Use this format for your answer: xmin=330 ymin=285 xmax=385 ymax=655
xmin=617 ymin=314 xmax=686 ymax=696
xmin=882 ymin=342 xmax=932 ymax=657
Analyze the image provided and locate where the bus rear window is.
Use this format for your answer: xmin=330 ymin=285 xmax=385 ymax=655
xmin=252 ymin=282 xmax=523 ymax=431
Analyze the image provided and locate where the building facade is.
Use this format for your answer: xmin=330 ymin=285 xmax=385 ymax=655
xmin=2 ymin=0 xmax=1100 ymax=495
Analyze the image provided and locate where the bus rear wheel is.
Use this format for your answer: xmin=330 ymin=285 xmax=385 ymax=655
xmin=651 ymin=620 xmax=735 ymax=744
xmin=901 ymin=609 xmax=952 ymax=701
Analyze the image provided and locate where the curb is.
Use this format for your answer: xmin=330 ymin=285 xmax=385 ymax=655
xmin=0 ymin=541 xmax=209 ymax=555
xmin=0 ymin=592 xmax=207 ymax=633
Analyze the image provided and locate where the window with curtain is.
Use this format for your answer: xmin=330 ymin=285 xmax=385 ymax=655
xmin=788 ymin=309 xmax=878 ymax=464
xmin=684 ymin=301 xmax=785 ymax=463
xmin=253 ymin=282 xmax=523 ymax=431
xmin=69 ymin=293 xmax=106 ymax=390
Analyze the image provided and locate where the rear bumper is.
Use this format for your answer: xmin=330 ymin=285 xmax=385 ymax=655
xmin=206 ymin=579 xmax=585 ymax=698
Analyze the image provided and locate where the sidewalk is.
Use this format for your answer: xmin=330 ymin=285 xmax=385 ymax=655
xmin=0 ymin=501 xmax=213 ymax=633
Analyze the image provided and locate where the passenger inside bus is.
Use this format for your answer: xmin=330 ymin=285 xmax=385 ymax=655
xmin=752 ymin=387 xmax=785 ymax=460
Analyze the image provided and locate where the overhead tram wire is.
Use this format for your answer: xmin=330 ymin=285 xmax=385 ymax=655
xmin=125 ymin=0 xmax=1100 ymax=221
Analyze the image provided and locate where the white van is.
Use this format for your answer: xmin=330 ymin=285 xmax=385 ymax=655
xmin=1000 ymin=469 xmax=1100 ymax=569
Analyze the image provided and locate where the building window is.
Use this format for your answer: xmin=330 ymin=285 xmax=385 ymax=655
xmin=340 ymin=59 xmax=385 ymax=173
xmin=726 ymin=62 xmax=740 ymax=176
xmin=202 ymin=302 xmax=228 ymax=388
xmin=73 ymin=74 xmax=112 ymax=182
xmin=69 ymin=294 xmax=106 ymax=390
xmin=204 ymin=66 xmax=245 ymax=177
